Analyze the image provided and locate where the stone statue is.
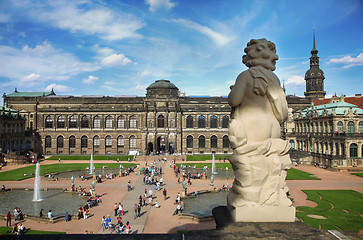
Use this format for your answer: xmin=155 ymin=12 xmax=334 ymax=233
xmin=227 ymin=39 xmax=295 ymax=222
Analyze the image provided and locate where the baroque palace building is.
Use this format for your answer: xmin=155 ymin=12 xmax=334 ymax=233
xmin=3 ymin=81 xmax=231 ymax=155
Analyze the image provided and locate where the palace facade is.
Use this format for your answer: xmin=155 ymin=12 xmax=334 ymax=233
xmin=3 ymin=81 xmax=231 ymax=155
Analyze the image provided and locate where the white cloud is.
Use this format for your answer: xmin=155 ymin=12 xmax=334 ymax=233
xmin=45 ymin=83 xmax=73 ymax=93
xmin=0 ymin=41 xmax=99 ymax=82
xmin=19 ymin=73 xmax=42 ymax=87
xmin=101 ymin=53 xmax=133 ymax=66
xmin=28 ymin=1 xmax=143 ymax=41
xmin=0 ymin=13 xmax=9 ymax=23
xmin=146 ymin=0 xmax=176 ymax=12
xmin=328 ymin=53 xmax=363 ymax=68
xmin=174 ymin=19 xmax=233 ymax=46
xmin=139 ymin=70 xmax=152 ymax=77
xmin=83 ymin=75 xmax=99 ymax=84
xmin=285 ymin=75 xmax=305 ymax=86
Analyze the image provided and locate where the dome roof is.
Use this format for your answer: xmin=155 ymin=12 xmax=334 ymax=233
xmin=147 ymin=80 xmax=178 ymax=90
xmin=305 ymin=67 xmax=324 ymax=79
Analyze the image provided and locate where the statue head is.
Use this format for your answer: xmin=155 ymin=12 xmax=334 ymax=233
xmin=242 ymin=38 xmax=278 ymax=71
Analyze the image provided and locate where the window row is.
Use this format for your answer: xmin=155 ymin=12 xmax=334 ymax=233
xmin=295 ymin=121 xmax=363 ymax=134
xmin=186 ymin=135 xmax=229 ymax=148
xmin=186 ymin=115 xmax=229 ymax=128
xmin=45 ymin=115 xmax=138 ymax=129
xmin=45 ymin=135 xmax=137 ymax=149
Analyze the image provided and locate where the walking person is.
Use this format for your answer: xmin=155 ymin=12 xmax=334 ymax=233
xmin=6 ymin=211 xmax=11 ymax=227
xmin=114 ymin=203 xmax=118 ymax=216
xmin=101 ymin=216 xmax=106 ymax=231
xmin=118 ymin=203 xmax=123 ymax=216
xmin=125 ymin=221 xmax=131 ymax=234
xmin=137 ymin=204 xmax=141 ymax=217
xmin=134 ymin=204 xmax=138 ymax=219
xmin=163 ymin=188 xmax=167 ymax=200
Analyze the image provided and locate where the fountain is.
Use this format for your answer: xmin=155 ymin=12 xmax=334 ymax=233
xmin=90 ymin=154 xmax=94 ymax=174
xmin=33 ymin=162 xmax=42 ymax=202
xmin=211 ymin=154 xmax=217 ymax=175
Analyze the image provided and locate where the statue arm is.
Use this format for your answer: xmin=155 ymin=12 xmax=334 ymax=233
xmin=228 ymin=72 xmax=248 ymax=107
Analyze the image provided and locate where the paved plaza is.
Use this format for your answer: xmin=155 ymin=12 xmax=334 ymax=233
xmin=0 ymin=156 xmax=362 ymax=235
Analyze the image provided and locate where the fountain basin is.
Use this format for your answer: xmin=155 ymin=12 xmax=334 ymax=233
xmin=0 ymin=189 xmax=87 ymax=217
xmin=182 ymin=190 xmax=228 ymax=218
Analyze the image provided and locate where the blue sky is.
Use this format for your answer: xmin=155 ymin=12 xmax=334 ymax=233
xmin=0 ymin=0 xmax=362 ymax=99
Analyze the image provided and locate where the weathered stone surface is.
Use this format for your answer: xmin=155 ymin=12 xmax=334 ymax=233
xmin=227 ymin=39 xmax=295 ymax=221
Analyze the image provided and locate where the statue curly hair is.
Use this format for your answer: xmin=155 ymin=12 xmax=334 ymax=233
xmin=242 ymin=38 xmax=278 ymax=71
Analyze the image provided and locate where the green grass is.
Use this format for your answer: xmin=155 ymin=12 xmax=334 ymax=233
xmin=46 ymin=155 xmax=133 ymax=161
xmin=0 ymin=226 xmax=65 ymax=235
xmin=296 ymin=190 xmax=363 ymax=232
xmin=0 ymin=163 xmax=137 ymax=181
xmin=351 ymin=173 xmax=363 ymax=177
xmin=186 ymin=155 xmax=230 ymax=161
xmin=287 ymin=168 xmax=320 ymax=180
xmin=177 ymin=164 xmax=318 ymax=180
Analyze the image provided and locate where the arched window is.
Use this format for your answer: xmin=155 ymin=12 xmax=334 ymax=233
xmin=93 ymin=116 xmax=101 ymax=128
xmin=187 ymin=135 xmax=193 ymax=148
xmin=117 ymin=116 xmax=125 ymax=128
xmin=341 ymin=143 xmax=345 ymax=156
xmin=45 ymin=136 xmax=51 ymax=148
xmin=105 ymin=116 xmax=113 ymax=128
xmin=315 ymin=122 xmax=319 ymax=133
xmin=45 ymin=116 xmax=53 ymax=128
xmin=210 ymin=116 xmax=217 ymax=128
xmin=320 ymin=122 xmax=323 ymax=133
xmin=347 ymin=121 xmax=355 ymax=133
xmin=359 ymin=121 xmax=363 ymax=133
xmin=81 ymin=136 xmax=88 ymax=148
xmin=57 ymin=115 xmax=65 ymax=128
xmin=105 ymin=136 xmax=112 ymax=147
xmin=117 ymin=136 xmax=124 ymax=147
xmin=129 ymin=135 xmax=136 ymax=149
xmin=324 ymin=122 xmax=328 ymax=133
xmin=350 ymin=143 xmax=358 ymax=158
xmin=211 ymin=135 xmax=217 ymax=148
xmin=25 ymin=140 xmax=31 ymax=150
xmin=81 ymin=116 xmax=89 ymax=128
xmin=222 ymin=135 xmax=229 ymax=148
xmin=158 ymin=115 xmax=165 ymax=128
xmin=186 ymin=116 xmax=193 ymax=128
xmin=57 ymin=136 xmax=64 ymax=148
xmin=69 ymin=136 xmax=76 ymax=148
xmin=289 ymin=140 xmax=295 ymax=149
xmin=337 ymin=121 xmax=343 ymax=133
xmin=222 ymin=115 xmax=229 ymax=128
xmin=69 ymin=116 xmax=77 ymax=128
xmin=198 ymin=116 xmax=205 ymax=128
xmin=93 ymin=136 xmax=100 ymax=147
xmin=129 ymin=115 xmax=137 ymax=128
xmin=198 ymin=135 xmax=205 ymax=148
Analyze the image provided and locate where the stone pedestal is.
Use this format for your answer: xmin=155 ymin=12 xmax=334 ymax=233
xmin=228 ymin=205 xmax=295 ymax=222
xmin=181 ymin=188 xmax=186 ymax=197
xmin=92 ymin=173 xmax=96 ymax=180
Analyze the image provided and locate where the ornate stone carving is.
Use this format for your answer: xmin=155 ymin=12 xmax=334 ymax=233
xmin=227 ymin=39 xmax=295 ymax=222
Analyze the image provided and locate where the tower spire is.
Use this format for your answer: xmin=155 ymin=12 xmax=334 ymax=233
xmin=313 ymin=26 xmax=316 ymax=50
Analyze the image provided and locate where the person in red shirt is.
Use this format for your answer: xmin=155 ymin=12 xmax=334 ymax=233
xmin=6 ymin=211 xmax=11 ymax=227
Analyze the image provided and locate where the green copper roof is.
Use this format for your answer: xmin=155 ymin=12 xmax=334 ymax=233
xmin=147 ymin=80 xmax=178 ymax=90
xmin=0 ymin=106 xmax=24 ymax=119
xmin=298 ymin=101 xmax=363 ymax=118
xmin=6 ymin=91 xmax=55 ymax=97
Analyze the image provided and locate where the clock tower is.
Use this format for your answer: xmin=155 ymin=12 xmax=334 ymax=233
xmin=304 ymin=26 xmax=326 ymax=100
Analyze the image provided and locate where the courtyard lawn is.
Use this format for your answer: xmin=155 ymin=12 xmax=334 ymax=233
xmin=0 ymin=226 xmax=65 ymax=235
xmin=287 ymin=168 xmax=320 ymax=180
xmin=177 ymin=163 xmax=232 ymax=169
xmin=46 ymin=155 xmax=133 ymax=161
xmin=0 ymin=163 xmax=137 ymax=181
xmin=351 ymin=173 xmax=363 ymax=177
xmin=186 ymin=155 xmax=230 ymax=161
xmin=296 ymin=190 xmax=363 ymax=232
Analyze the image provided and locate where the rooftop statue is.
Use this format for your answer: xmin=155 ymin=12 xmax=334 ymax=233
xmin=227 ymin=38 xmax=295 ymax=222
